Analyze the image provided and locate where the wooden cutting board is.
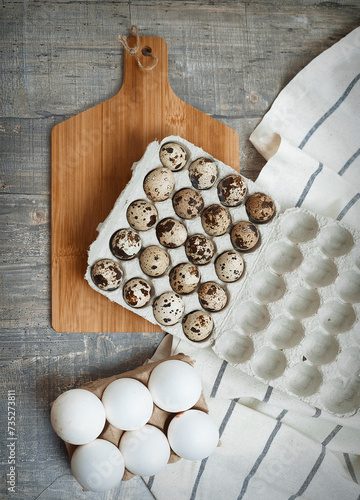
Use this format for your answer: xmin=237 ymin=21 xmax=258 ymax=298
xmin=51 ymin=34 xmax=239 ymax=333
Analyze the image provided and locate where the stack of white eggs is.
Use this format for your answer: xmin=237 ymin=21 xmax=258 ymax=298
xmin=50 ymin=359 xmax=219 ymax=493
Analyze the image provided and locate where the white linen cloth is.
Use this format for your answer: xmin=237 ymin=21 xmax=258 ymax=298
xmin=143 ymin=335 xmax=360 ymax=500
xmin=250 ymin=27 xmax=360 ymax=230
xmin=139 ymin=28 xmax=360 ymax=499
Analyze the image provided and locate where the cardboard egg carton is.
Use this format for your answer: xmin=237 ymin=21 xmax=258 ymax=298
xmin=214 ymin=208 xmax=360 ymax=416
xmin=63 ymin=354 xmax=209 ymax=481
xmin=86 ymin=136 xmax=279 ymax=348
xmin=85 ymin=137 xmax=360 ymax=416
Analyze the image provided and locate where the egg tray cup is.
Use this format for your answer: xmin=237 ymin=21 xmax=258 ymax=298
xmin=85 ymin=136 xmax=360 ymax=417
xmin=60 ymin=353 xmax=211 ymax=482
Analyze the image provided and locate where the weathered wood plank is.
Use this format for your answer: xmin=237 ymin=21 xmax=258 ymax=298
xmin=0 ymin=117 xmax=61 ymax=195
xmin=2 ymin=1 xmax=358 ymax=120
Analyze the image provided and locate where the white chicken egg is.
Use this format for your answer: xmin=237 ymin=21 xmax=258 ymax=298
xmin=148 ymin=360 xmax=202 ymax=413
xmin=119 ymin=424 xmax=170 ymax=476
xmin=167 ymin=409 xmax=219 ymax=460
xmin=101 ymin=378 xmax=153 ymax=431
xmin=50 ymin=389 xmax=106 ymax=445
xmin=71 ymin=439 xmax=125 ymax=492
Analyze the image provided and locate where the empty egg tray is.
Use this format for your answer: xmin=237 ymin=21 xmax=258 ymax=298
xmin=86 ymin=136 xmax=360 ymax=417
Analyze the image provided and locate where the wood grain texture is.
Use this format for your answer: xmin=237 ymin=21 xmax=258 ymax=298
xmin=51 ymin=34 xmax=239 ymax=333
xmin=1 ymin=1 xmax=360 ymax=498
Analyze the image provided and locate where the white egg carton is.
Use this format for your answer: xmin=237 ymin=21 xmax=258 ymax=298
xmin=85 ymin=136 xmax=360 ymax=416
xmin=86 ymin=136 xmax=278 ymax=347
xmin=214 ymin=208 xmax=360 ymax=417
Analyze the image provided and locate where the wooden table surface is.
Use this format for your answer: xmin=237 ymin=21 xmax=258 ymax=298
xmin=1 ymin=1 xmax=359 ymax=498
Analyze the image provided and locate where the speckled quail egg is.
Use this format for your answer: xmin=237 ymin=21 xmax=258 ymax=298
xmin=156 ymin=218 xmax=187 ymax=248
xmin=169 ymin=263 xmax=200 ymax=294
xmin=126 ymin=200 xmax=158 ymax=231
xmin=198 ymin=282 xmax=228 ymax=312
xmin=110 ymin=228 xmax=142 ymax=260
xmin=217 ymin=174 xmax=247 ymax=207
xmin=182 ymin=310 xmax=214 ymax=342
xmin=91 ymin=259 xmax=123 ymax=291
xmin=139 ymin=246 xmax=170 ymax=277
xmin=231 ymin=221 xmax=259 ymax=251
xmin=173 ymin=188 xmax=204 ymax=219
xmin=123 ymin=278 xmax=152 ymax=308
xmin=143 ymin=167 xmax=175 ymax=202
xmin=153 ymin=292 xmax=185 ymax=326
xmin=159 ymin=142 xmax=188 ymax=171
xmin=215 ymin=250 xmax=244 ymax=283
xmin=188 ymin=157 xmax=217 ymax=190
xmin=246 ymin=193 xmax=276 ymax=223
xmin=201 ymin=204 xmax=231 ymax=236
xmin=185 ymin=234 xmax=215 ymax=265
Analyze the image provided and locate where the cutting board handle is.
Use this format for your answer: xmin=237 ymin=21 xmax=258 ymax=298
xmin=118 ymin=34 xmax=171 ymax=100
xmin=118 ymin=26 xmax=159 ymax=72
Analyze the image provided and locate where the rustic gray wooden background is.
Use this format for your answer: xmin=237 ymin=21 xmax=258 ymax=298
xmin=1 ymin=1 xmax=359 ymax=498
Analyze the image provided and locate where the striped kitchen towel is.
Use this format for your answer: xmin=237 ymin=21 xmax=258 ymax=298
xmin=144 ymin=335 xmax=360 ymax=500
xmin=139 ymin=28 xmax=360 ymax=500
xmin=250 ymin=26 xmax=360 ymax=230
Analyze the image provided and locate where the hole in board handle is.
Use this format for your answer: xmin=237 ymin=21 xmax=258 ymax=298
xmin=141 ymin=46 xmax=153 ymax=57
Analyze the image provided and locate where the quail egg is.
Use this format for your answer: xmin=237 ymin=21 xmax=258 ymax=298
xmin=188 ymin=157 xmax=217 ymax=190
xmin=198 ymin=282 xmax=228 ymax=312
xmin=110 ymin=228 xmax=142 ymax=260
xmin=246 ymin=192 xmax=276 ymax=223
xmin=143 ymin=167 xmax=175 ymax=202
xmin=182 ymin=310 xmax=214 ymax=342
xmin=159 ymin=142 xmax=188 ymax=171
xmin=169 ymin=263 xmax=200 ymax=294
xmin=156 ymin=218 xmax=187 ymax=248
xmin=185 ymin=234 xmax=215 ymax=265
xmin=231 ymin=221 xmax=259 ymax=251
xmin=173 ymin=188 xmax=204 ymax=219
xmin=126 ymin=200 xmax=158 ymax=231
xmin=217 ymin=174 xmax=247 ymax=207
xmin=201 ymin=204 xmax=231 ymax=236
xmin=153 ymin=292 xmax=185 ymax=326
xmin=91 ymin=259 xmax=123 ymax=291
xmin=215 ymin=250 xmax=244 ymax=282
xmin=139 ymin=246 xmax=170 ymax=277
xmin=123 ymin=278 xmax=152 ymax=308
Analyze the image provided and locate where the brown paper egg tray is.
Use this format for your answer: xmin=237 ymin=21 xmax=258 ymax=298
xmin=63 ymin=353 xmax=209 ymax=481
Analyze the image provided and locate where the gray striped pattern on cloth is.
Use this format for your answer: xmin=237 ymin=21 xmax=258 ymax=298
xmin=296 ymin=73 xmax=360 ymax=218
xmin=344 ymin=453 xmax=359 ymax=484
xmin=299 ymin=73 xmax=360 ymax=150
xmin=287 ymin=425 xmax=343 ymax=500
xmin=338 ymin=147 xmax=360 ymax=176
xmin=237 ymin=409 xmax=288 ymax=500
xmin=295 ymin=162 xmax=323 ymax=207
